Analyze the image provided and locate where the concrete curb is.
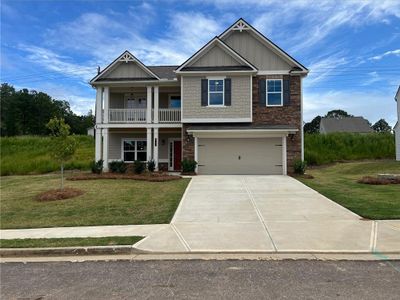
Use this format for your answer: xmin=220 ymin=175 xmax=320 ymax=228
xmin=1 ymin=246 xmax=399 ymax=258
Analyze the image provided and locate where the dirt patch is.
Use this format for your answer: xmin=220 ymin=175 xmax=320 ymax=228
xmin=68 ymin=172 xmax=182 ymax=182
xmin=36 ymin=187 xmax=84 ymax=201
xmin=358 ymin=176 xmax=400 ymax=185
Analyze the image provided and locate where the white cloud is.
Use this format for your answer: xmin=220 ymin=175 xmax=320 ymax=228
xmin=303 ymin=89 xmax=398 ymax=126
xmin=369 ymin=49 xmax=400 ymax=60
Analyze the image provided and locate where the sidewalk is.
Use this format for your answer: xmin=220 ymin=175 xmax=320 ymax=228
xmin=1 ymin=221 xmax=399 ymax=254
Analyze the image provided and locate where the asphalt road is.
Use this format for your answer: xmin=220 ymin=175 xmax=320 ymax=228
xmin=1 ymin=260 xmax=400 ymax=299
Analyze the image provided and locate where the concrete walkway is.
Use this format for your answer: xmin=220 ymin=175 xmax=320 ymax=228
xmin=1 ymin=175 xmax=399 ymax=254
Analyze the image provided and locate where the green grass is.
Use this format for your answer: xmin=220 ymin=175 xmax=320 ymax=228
xmin=0 ymin=135 xmax=94 ymax=176
xmin=0 ymin=236 xmax=143 ymax=248
xmin=297 ymin=160 xmax=400 ymax=219
xmin=304 ymin=132 xmax=395 ymax=165
xmin=0 ymin=174 xmax=190 ymax=229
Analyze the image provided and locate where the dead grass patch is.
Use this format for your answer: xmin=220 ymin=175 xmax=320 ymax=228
xmin=36 ymin=187 xmax=84 ymax=201
xmin=68 ymin=172 xmax=181 ymax=182
xmin=357 ymin=176 xmax=400 ymax=185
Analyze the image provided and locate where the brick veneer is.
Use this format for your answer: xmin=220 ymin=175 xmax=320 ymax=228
xmin=252 ymin=75 xmax=302 ymax=171
xmin=182 ymin=75 xmax=302 ymax=173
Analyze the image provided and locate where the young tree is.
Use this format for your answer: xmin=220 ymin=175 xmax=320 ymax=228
xmin=46 ymin=117 xmax=77 ymax=189
xmin=372 ymin=119 xmax=392 ymax=133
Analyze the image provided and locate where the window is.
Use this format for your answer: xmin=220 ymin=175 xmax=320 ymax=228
xmin=169 ymin=95 xmax=181 ymax=108
xmin=122 ymin=140 xmax=147 ymax=162
xmin=266 ymin=79 xmax=283 ymax=106
xmin=208 ymin=79 xmax=224 ymax=106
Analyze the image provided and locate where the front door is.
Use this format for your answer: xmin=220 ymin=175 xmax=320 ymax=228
xmin=173 ymin=140 xmax=182 ymax=171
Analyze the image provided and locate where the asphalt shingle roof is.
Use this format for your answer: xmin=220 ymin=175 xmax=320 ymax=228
xmin=148 ymin=66 xmax=179 ymax=80
xmin=320 ymin=117 xmax=373 ymax=133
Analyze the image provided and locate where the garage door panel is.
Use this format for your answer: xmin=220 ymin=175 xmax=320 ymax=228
xmin=198 ymin=138 xmax=283 ymax=175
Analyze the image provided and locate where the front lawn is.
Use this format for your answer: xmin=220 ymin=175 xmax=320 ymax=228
xmin=0 ymin=236 xmax=143 ymax=248
xmin=0 ymin=174 xmax=190 ymax=229
xmin=297 ymin=160 xmax=400 ymax=219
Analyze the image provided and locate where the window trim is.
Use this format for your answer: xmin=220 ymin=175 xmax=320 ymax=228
xmin=168 ymin=94 xmax=181 ymax=109
xmin=207 ymin=78 xmax=225 ymax=107
xmin=121 ymin=138 xmax=147 ymax=163
xmin=266 ymin=79 xmax=283 ymax=107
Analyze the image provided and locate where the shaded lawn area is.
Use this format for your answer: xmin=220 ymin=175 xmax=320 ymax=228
xmin=0 ymin=236 xmax=143 ymax=248
xmin=1 ymin=174 xmax=190 ymax=229
xmin=297 ymin=160 xmax=400 ymax=220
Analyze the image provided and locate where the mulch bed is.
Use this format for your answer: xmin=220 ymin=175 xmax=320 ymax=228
xmin=290 ymin=173 xmax=314 ymax=179
xmin=36 ymin=187 xmax=85 ymax=201
xmin=68 ymin=172 xmax=182 ymax=182
xmin=358 ymin=176 xmax=400 ymax=185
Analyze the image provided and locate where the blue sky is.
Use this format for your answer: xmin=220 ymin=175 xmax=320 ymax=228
xmin=1 ymin=0 xmax=399 ymax=125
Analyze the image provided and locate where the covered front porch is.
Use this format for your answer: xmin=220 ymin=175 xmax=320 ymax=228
xmin=97 ymin=127 xmax=182 ymax=172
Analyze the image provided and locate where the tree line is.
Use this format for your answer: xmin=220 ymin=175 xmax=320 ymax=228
xmin=0 ymin=83 xmax=94 ymax=136
xmin=304 ymin=109 xmax=392 ymax=134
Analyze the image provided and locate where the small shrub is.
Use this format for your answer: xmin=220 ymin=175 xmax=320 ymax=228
xmin=147 ymin=160 xmax=156 ymax=172
xmin=133 ymin=160 xmax=145 ymax=174
xmin=91 ymin=160 xmax=103 ymax=174
xmin=109 ymin=160 xmax=127 ymax=173
xmin=182 ymin=159 xmax=197 ymax=173
xmin=293 ymin=159 xmax=307 ymax=175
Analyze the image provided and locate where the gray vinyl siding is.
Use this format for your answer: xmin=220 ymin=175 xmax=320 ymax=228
xmin=191 ymin=45 xmax=242 ymax=67
xmin=223 ymin=31 xmax=292 ymax=70
xmin=182 ymin=75 xmax=251 ymax=120
xmin=105 ymin=61 xmax=153 ymax=78
xmin=109 ymin=93 xmax=124 ymax=108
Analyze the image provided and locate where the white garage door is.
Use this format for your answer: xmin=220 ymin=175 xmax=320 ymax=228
xmin=197 ymin=137 xmax=283 ymax=175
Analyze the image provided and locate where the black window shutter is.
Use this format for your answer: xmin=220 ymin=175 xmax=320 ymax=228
xmin=201 ymin=79 xmax=208 ymax=106
xmin=283 ymin=78 xmax=290 ymax=105
xmin=259 ymin=79 xmax=266 ymax=106
xmin=224 ymin=78 xmax=231 ymax=106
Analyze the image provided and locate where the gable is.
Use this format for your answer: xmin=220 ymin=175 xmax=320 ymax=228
xmin=104 ymin=61 xmax=154 ymax=79
xmin=190 ymin=43 xmax=242 ymax=67
xmin=90 ymin=51 xmax=160 ymax=83
xmin=222 ymin=30 xmax=293 ymax=71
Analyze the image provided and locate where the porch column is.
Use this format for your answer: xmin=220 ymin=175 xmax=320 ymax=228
xmin=146 ymin=86 xmax=152 ymax=123
xmin=154 ymin=86 xmax=159 ymax=123
xmin=103 ymin=86 xmax=109 ymax=123
xmin=102 ymin=128 xmax=109 ymax=171
xmin=95 ymin=128 xmax=102 ymax=162
xmin=153 ymin=128 xmax=159 ymax=170
xmin=95 ymin=87 xmax=103 ymax=124
xmin=146 ymin=128 xmax=152 ymax=162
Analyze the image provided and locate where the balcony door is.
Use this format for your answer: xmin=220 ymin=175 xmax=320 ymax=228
xmin=124 ymin=93 xmax=147 ymax=108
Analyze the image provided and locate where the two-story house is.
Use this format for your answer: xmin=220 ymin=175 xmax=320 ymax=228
xmin=90 ymin=18 xmax=308 ymax=174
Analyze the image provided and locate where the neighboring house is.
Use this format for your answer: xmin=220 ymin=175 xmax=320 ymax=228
xmin=87 ymin=127 xmax=94 ymax=136
xmin=319 ymin=117 xmax=373 ymax=134
xmin=90 ymin=18 xmax=308 ymax=175
xmin=395 ymin=86 xmax=400 ymax=161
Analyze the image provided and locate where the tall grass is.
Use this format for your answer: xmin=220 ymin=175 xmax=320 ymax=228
xmin=304 ymin=132 xmax=395 ymax=165
xmin=0 ymin=135 xmax=94 ymax=176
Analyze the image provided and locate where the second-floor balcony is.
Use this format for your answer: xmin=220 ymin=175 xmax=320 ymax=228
xmin=108 ymin=108 xmax=181 ymax=123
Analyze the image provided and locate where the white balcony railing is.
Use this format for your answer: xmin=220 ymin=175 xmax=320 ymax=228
xmin=159 ymin=108 xmax=181 ymax=123
xmin=109 ymin=109 xmax=147 ymax=123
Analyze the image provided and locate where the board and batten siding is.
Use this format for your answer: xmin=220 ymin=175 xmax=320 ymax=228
xmin=223 ymin=31 xmax=292 ymax=70
xmin=105 ymin=61 xmax=153 ymax=79
xmin=182 ymin=75 xmax=251 ymax=120
xmin=191 ymin=45 xmax=242 ymax=67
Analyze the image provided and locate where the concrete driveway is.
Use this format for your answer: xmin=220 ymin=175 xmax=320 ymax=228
xmin=135 ymin=176 xmax=400 ymax=253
